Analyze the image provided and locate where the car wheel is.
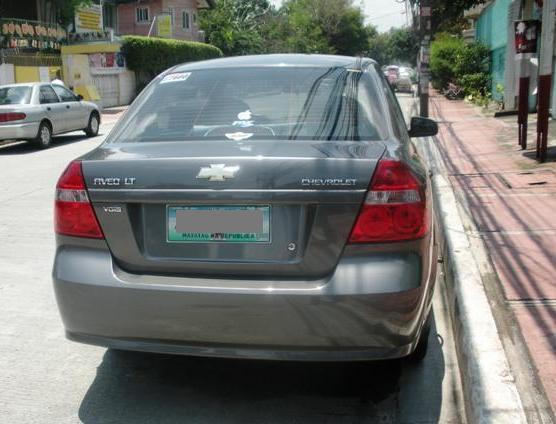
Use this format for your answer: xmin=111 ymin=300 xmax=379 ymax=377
xmin=84 ymin=112 xmax=100 ymax=137
xmin=34 ymin=122 xmax=52 ymax=149
xmin=407 ymin=311 xmax=432 ymax=363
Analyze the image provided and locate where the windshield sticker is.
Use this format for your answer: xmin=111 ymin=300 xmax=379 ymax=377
xmin=225 ymin=132 xmax=254 ymax=141
xmin=160 ymin=72 xmax=191 ymax=84
xmin=232 ymin=110 xmax=254 ymax=128
xmin=237 ymin=110 xmax=252 ymax=120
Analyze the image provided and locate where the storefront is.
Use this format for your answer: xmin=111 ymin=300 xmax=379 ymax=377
xmin=61 ymin=42 xmax=136 ymax=108
xmin=0 ymin=18 xmax=65 ymax=85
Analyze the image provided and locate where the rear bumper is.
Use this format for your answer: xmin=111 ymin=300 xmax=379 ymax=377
xmin=0 ymin=122 xmax=39 ymax=141
xmin=53 ymin=243 xmax=435 ymax=361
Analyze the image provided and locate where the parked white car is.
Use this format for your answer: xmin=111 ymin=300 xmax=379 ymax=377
xmin=396 ymin=67 xmax=415 ymax=94
xmin=0 ymin=82 xmax=101 ymax=148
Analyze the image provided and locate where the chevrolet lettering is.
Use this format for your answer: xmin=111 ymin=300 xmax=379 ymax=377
xmin=301 ymin=178 xmax=357 ymax=187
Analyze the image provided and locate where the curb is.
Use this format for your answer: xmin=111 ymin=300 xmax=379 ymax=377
xmin=415 ymin=136 xmax=528 ymax=424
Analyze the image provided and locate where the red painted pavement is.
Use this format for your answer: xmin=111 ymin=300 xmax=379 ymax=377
xmin=430 ymin=93 xmax=556 ymax=411
xmin=101 ymin=106 xmax=128 ymax=125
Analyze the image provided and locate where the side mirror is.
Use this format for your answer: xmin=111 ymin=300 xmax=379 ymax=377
xmin=76 ymin=94 xmax=84 ymax=101
xmin=408 ymin=117 xmax=438 ymax=138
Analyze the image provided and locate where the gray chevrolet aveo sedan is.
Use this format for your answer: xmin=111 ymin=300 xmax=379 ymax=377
xmin=53 ymin=54 xmax=438 ymax=362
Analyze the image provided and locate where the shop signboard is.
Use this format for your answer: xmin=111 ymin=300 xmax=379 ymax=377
xmin=157 ymin=15 xmax=172 ymax=38
xmin=75 ymin=4 xmax=103 ymax=34
xmin=514 ymin=20 xmax=541 ymax=55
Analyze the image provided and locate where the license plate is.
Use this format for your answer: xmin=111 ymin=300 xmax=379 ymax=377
xmin=167 ymin=205 xmax=271 ymax=243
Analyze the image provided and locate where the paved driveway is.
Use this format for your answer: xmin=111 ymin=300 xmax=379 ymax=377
xmin=0 ymin=110 xmax=464 ymax=423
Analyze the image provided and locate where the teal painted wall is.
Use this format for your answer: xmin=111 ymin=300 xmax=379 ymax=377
xmin=476 ymin=0 xmax=512 ymax=50
xmin=475 ymin=0 xmax=513 ymax=101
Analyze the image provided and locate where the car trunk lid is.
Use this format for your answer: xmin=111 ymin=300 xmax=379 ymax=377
xmin=83 ymin=140 xmax=385 ymax=278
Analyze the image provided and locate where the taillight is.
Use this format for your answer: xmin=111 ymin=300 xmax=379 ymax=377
xmin=348 ymin=159 xmax=429 ymax=243
xmin=0 ymin=112 xmax=26 ymax=123
xmin=54 ymin=161 xmax=104 ymax=239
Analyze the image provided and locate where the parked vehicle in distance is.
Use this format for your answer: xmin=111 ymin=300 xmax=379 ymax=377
xmin=0 ymin=82 xmax=100 ymax=148
xmin=384 ymin=65 xmax=400 ymax=88
xmin=53 ymin=54 xmax=439 ymax=362
xmin=396 ymin=67 xmax=415 ymax=94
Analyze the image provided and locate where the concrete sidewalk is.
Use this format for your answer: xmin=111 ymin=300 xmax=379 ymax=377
xmin=429 ymin=92 xmax=556 ymax=417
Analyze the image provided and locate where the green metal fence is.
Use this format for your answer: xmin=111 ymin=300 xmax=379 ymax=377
xmin=0 ymin=49 xmax=62 ymax=66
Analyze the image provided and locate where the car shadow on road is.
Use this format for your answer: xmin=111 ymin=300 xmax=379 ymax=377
xmin=0 ymin=133 xmax=102 ymax=155
xmin=78 ymin=318 xmax=447 ymax=423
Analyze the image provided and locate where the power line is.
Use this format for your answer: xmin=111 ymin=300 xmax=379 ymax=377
xmin=367 ymin=10 xmax=407 ymax=21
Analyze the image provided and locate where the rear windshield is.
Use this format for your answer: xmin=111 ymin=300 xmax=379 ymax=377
xmin=0 ymin=86 xmax=32 ymax=105
xmin=107 ymin=66 xmax=390 ymax=143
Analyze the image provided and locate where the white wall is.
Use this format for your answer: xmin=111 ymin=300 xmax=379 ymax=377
xmin=504 ymin=0 xmax=520 ymax=110
xmin=0 ymin=64 xmax=15 ymax=85
xmin=119 ymin=70 xmax=136 ymax=105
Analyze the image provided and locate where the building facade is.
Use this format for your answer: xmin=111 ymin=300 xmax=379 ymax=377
xmin=475 ymin=0 xmax=513 ymax=103
xmin=467 ymin=0 xmax=556 ymax=112
xmin=0 ymin=0 xmax=66 ymax=86
xmin=116 ymin=0 xmax=213 ymax=41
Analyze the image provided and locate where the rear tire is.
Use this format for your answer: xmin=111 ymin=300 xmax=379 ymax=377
xmin=34 ymin=121 xmax=52 ymax=149
xmin=407 ymin=311 xmax=432 ymax=363
xmin=84 ymin=112 xmax=99 ymax=137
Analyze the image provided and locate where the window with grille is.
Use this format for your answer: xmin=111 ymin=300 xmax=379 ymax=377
xmin=136 ymin=7 xmax=149 ymax=23
xmin=182 ymin=10 xmax=190 ymax=30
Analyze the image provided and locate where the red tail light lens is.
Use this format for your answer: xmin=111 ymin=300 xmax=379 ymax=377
xmin=348 ymin=159 xmax=429 ymax=243
xmin=54 ymin=161 xmax=104 ymax=239
xmin=0 ymin=112 xmax=26 ymax=123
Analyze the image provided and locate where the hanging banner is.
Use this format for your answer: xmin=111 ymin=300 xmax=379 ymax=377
xmin=0 ymin=19 xmax=67 ymax=50
xmin=75 ymin=4 xmax=103 ymax=34
xmin=88 ymin=52 xmax=126 ymax=74
xmin=514 ymin=20 xmax=541 ymax=55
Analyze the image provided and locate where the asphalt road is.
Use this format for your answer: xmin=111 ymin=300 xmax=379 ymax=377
xmin=0 ymin=103 xmax=465 ymax=423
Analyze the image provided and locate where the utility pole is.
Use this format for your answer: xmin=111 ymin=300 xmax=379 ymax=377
xmin=515 ymin=14 xmax=541 ymax=150
xmin=419 ymin=0 xmax=432 ymax=117
xmin=536 ymin=0 xmax=556 ymax=162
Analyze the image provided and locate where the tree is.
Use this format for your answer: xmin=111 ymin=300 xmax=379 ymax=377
xmin=367 ymin=26 xmax=391 ymax=65
xmin=200 ymin=0 xmax=370 ymax=56
xmin=199 ymin=0 xmax=272 ymax=56
xmin=332 ymin=6 xmax=370 ymax=55
xmin=279 ymin=0 xmax=333 ymax=53
xmin=367 ymin=26 xmax=418 ymax=66
xmin=35 ymin=0 xmax=91 ymax=26
xmin=284 ymin=0 xmax=369 ymax=55
xmin=387 ymin=27 xmax=419 ymax=64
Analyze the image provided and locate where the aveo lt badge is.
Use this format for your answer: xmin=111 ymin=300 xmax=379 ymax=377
xmin=93 ymin=177 xmax=136 ymax=186
xmin=197 ymin=164 xmax=240 ymax=182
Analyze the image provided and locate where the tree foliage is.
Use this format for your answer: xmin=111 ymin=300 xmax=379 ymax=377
xmin=200 ymin=0 xmax=372 ymax=56
xmin=198 ymin=0 xmax=271 ymax=55
xmin=430 ymin=33 xmax=490 ymax=97
xmin=34 ymin=0 xmax=91 ymax=26
xmin=367 ymin=27 xmax=419 ymax=66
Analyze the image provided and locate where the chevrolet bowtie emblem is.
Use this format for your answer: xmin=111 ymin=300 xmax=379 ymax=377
xmin=196 ymin=164 xmax=240 ymax=182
